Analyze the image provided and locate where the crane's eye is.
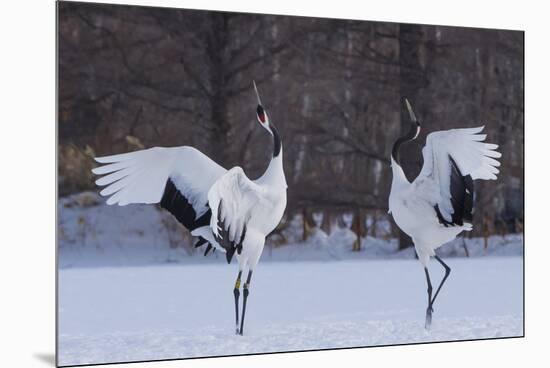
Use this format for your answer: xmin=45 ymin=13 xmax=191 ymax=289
xmin=256 ymin=105 xmax=266 ymax=123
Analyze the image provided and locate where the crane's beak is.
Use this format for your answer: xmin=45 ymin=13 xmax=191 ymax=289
xmin=405 ymin=98 xmax=418 ymax=123
xmin=253 ymin=80 xmax=263 ymax=106
xmin=253 ymin=80 xmax=270 ymax=127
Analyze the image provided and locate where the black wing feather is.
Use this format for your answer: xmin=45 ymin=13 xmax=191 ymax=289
xmin=213 ymin=199 xmax=247 ymax=264
xmin=434 ymin=156 xmax=475 ymax=227
xmin=160 ymin=178 xmax=214 ymax=256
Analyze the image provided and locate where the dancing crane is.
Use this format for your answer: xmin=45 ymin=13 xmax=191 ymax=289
xmin=92 ymin=81 xmax=287 ymax=335
xmin=388 ymin=99 xmax=501 ymax=329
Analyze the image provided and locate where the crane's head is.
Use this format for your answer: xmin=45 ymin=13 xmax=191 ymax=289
xmin=253 ymin=80 xmax=272 ymax=134
xmin=252 ymin=80 xmax=282 ymax=157
xmin=404 ymin=98 xmax=421 ymax=140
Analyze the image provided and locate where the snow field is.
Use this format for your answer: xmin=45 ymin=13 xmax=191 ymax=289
xmin=58 ymin=257 xmax=523 ymax=366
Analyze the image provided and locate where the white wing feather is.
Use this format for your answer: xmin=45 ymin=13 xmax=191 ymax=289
xmin=414 ymin=126 xmax=501 ymax=222
xmin=92 ymin=146 xmax=225 ymax=217
xmin=208 ymin=167 xmax=264 ymax=242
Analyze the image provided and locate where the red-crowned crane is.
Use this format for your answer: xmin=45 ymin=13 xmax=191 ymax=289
xmin=389 ymin=99 xmax=501 ymax=329
xmin=92 ymin=81 xmax=287 ymax=336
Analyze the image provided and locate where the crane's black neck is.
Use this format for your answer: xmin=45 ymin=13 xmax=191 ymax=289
xmin=391 ymin=122 xmax=420 ymax=165
xmin=270 ymin=122 xmax=282 ymax=158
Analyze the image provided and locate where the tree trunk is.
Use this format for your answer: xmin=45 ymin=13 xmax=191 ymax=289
xmin=207 ymin=14 xmax=232 ymax=167
xmin=352 ymin=208 xmax=363 ymax=252
xmin=397 ymin=23 xmax=425 ymax=250
xmin=302 ymin=208 xmax=315 ymax=242
xmin=321 ymin=210 xmax=332 ymax=235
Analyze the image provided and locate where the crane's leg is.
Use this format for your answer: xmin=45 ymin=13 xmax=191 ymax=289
xmin=430 ymin=255 xmax=451 ymax=308
xmin=424 ymin=256 xmax=451 ymax=330
xmin=424 ymin=267 xmax=433 ymax=329
xmin=238 ymin=270 xmax=253 ymax=336
xmin=233 ymin=270 xmax=242 ymax=335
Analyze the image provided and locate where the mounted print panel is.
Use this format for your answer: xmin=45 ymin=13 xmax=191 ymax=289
xmin=56 ymin=1 xmax=524 ymax=366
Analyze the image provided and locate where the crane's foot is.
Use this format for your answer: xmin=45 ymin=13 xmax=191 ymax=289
xmin=238 ymin=286 xmax=249 ymax=336
xmin=425 ymin=306 xmax=433 ymax=330
xmin=233 ymin=272 xmax=242 ymax=336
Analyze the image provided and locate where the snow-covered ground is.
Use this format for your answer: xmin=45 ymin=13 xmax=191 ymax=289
xmin=57 ymin=192 xmax=523 ymax=366
xmin=58 ymin=257 xmax=523 ymax=366
xmin=58 ymin=192 xmax=523 ymax=268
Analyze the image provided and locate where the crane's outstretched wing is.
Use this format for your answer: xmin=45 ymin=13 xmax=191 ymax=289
xmin=414 ymin=126 xmax=501 ymax=226
xmin=206 ymin=167 xmax=265 ymax=264
xmin=92 ymin=146 xmax=226 ymax=234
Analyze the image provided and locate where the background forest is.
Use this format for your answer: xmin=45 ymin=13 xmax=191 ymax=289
xmin=58 ymin=1 xmax=523 ymax=251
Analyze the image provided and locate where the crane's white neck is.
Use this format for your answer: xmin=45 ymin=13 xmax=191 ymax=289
xmin=390 ymin=157 xmax=410 ymax=189
xmin=257 ymin=148 xmax=287 ymax=188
